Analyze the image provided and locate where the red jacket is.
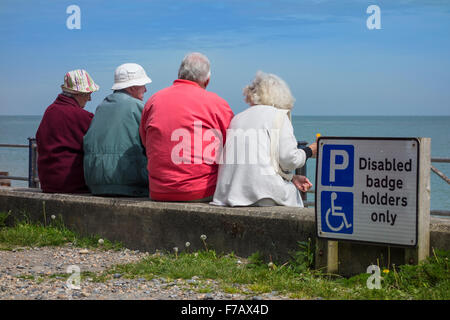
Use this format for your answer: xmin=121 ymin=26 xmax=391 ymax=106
xmin=36 ymin=94 xmax=93 ymax=193
xmin=140 ymin=79 xmax=234 ymax=201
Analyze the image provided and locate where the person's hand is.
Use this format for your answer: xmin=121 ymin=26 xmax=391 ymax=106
xmin=308 ymin=142 xmax=317 ymax=158
xmin=292 ymin=175 xmax=313 ymax=192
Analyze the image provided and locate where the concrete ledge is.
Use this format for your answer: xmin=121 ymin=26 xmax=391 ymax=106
xmin=0 ymin=188 xmax=316 ymax=263
xmin=0 ymin=187 xmax=449 ymax=276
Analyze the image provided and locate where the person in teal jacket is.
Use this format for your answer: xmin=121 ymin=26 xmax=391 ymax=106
xmin=83 ymin=63 xmax=152 ymax=196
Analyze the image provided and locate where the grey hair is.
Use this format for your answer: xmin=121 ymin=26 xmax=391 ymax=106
xmin=243 ymin=71 xmax=295 ymax=110
xmin=61 ymin=90 xmax=74 ymax=98
xmin=178 ymin=52 xmax=211 ymax=84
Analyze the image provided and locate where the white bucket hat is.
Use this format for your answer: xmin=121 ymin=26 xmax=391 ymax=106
xmin=111 ymin=63 xmax=152 ymax=90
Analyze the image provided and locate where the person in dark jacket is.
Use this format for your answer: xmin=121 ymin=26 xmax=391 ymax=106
xmin=36 ymin=69 xmax=100 ymax=193
xmin=83 ymin=63 xmax=152 ymax=197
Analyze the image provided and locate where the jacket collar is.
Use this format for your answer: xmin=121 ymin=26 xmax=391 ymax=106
xmin=173 ymin=79 xmax=202 ymax=88
xmin=56 ymin=93 xmax=82 ymax=108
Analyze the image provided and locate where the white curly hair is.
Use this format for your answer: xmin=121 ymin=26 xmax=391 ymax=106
xmin=243 ymin=71 xmax=295 ymax=110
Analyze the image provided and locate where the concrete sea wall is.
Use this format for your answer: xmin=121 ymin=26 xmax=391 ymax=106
xmin=0 ymin=187 xmax=449 ymax=276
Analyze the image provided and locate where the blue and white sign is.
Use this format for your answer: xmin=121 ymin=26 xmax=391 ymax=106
xmin=315 ymin=137 xmax=419 ymax=247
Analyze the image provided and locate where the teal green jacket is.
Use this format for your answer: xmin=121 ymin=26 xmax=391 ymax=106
xmin=83 ymin=91 xmax=148 ymax=196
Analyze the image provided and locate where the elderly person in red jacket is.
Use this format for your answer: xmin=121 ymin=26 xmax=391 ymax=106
xmin=140 ymin=52 xmax=234 ymax=202
xmin=36 ymin=69 xmax=99 ymax=193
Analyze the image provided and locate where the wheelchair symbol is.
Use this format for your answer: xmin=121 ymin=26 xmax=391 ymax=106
xmin=322 ymin=191 xmax=353 ymax=233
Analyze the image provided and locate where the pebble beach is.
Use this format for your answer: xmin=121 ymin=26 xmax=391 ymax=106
xmin=0 ymin=245 xmax=290 ymax=300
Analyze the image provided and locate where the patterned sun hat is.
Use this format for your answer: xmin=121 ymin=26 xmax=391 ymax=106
xmin=61 ymin=69 xmax=100 ymax=94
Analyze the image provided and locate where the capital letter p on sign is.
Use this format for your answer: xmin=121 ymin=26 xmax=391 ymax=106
xmin=330 ymin=149 xmax=349 ymax=182
xmin=321 ymin=144 xmax=354 ymax=187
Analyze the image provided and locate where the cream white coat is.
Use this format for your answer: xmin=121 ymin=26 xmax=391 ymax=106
xmin=211 ymin=105 xmax=308 ymax=207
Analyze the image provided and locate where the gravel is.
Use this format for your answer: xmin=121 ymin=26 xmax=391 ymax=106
xmin=0 ymin=245 xmax=292 ymax=300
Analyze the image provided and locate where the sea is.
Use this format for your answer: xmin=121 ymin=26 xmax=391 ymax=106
xmin=0 ymin=115 xmax=449 ymax=211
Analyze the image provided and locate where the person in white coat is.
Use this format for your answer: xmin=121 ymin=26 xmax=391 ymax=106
xmin=211 ymin=71 xmax=317 ymax=207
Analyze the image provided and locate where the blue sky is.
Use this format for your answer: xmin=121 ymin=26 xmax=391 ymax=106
xmin=0 ymin=0 xmax=449 ymax=116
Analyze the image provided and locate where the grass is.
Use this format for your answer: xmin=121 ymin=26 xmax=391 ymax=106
xmin=104 ymin=245 xmax=450 ymax=300
xmin=1 ymin=212 xmax=449 ymax=299
xmin=0 ymin=211 xmax=122 ymax=251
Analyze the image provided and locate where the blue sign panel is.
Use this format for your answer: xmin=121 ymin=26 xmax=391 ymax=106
xmin=320 ymin=191 xmax=354 ymax=234
xmin=321 ymin=144 xmax=355 ymax=187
